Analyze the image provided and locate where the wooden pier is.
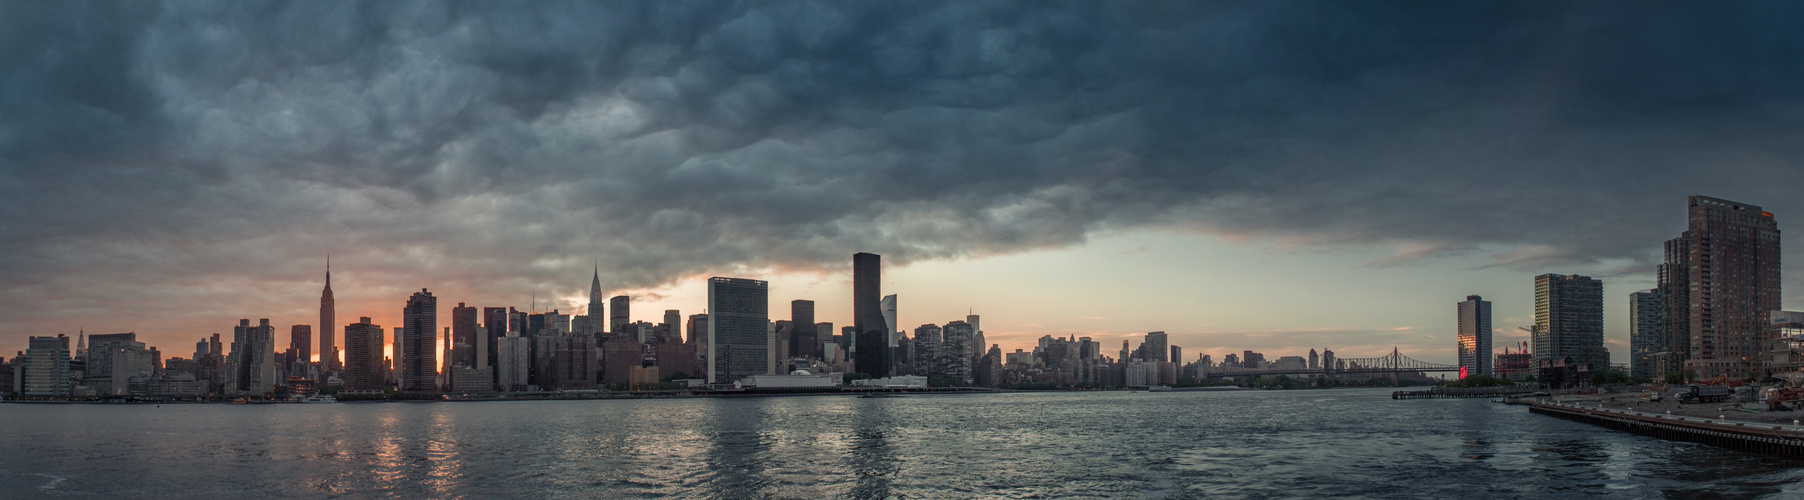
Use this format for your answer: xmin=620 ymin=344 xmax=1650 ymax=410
xmin=1531 ymin=402 xmax=1804 ymax=458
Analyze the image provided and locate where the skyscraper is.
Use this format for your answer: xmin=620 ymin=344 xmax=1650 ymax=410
xmin=1659 ymin=196 xmax=1781 ymax=380
xmin=853 ymin=253 xmax=887 ymax=376
xmin=791 ymin=300 xmax=817 ymax=359
xmin=452 ymin=302 xmax=478 ymax=368
xmin=663 ymin=309 xmax=682 ymax=344
xmin=1533 ymin=274 xmax=1605 ymax=367
xmin=225 ymin=319 xmax=277 ymax=395
xmin=320 ymin=257 xmax=337 ymax=373
xmin=882 ymin=294 xmax=899 ymax=348
xmin=707 ymin=277 xmax=768 ymax=383
xmin=483 ymin=306 xmax=508 ymax=382
xmin=913 ymin=323 xmax=943 ymax=376
xmin=942 ymin=320 xmax=975 ymax=385
xmin=1143 ymin=332 xmax=1168 ymax=362
xmin=589 ymin=266 xmax=605 ymax=332
xmin=1629 ymin=290 xmax=1663 ymax=380
xmin=400 ymin=289 xmax=438 ymax=392
xmin=1457 ymin=295 xmax=1492 ymax=377
xmin=496 ymin=326 xmax=531 ymax=391
xmin=22 ymin=335 xmax=71 ymax=397
xmin=290 ymin=325 xmax=312 ymax=368
xmin=610 ymin=295 xmax=631 ymax=335
xmin=343 ymin=317 xmax=384 ymax=391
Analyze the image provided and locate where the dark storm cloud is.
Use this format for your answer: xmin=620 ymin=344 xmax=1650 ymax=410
xmin=6 ymin=0 xmax=1804 ymax=338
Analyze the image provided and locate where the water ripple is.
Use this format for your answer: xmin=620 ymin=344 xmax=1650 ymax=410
xmin=4 ymin=390 xmax=1804 ymax=498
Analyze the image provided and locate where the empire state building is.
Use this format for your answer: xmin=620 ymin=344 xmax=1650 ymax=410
xmin=320 ymin=257 xmax=338 ymax=372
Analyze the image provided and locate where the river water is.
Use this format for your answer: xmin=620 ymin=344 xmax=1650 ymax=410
xmin=3 ymin=388 xmax=1803 ymax=498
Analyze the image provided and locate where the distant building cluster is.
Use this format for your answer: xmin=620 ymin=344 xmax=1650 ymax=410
xmin=4 ymin=252 xmax=1046 ymax=398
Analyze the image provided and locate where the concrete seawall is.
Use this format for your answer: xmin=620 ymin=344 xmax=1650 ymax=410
xmin=1531 ymin=402 xmax=1804 ymax=458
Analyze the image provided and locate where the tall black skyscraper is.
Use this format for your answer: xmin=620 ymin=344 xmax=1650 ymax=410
xmin=320 ymin=257 xmax=337 ymax=372
xmin=482 ymin=306 xmax=508 ymax=381
xmin=452 ymin=302 xmax=478 ymax=368
xmin=343 ymin=317 xmax=384 ymax=391
xmin=1533 ymin=274 xmax=1605 ymax=367
xmin=400 ymin=288 xmax=438 ymax=392
xmin=707 ymin=277 xmax=769 ymax=383
xmin=791 ymin=299 xmax=817 ymax=358
xmin=853 ymin=252 xmax=888 ymax=376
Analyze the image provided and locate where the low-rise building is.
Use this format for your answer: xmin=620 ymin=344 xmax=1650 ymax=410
xmin=852 ymin=375 xmax=928 ymax=388
xmin=742 ymin=373 xmax=838 ymax=388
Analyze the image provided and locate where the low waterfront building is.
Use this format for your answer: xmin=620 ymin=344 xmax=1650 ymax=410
xmin=852 ymin=375 xmax=928 ymax=388
xmin=1495 ymin=349 xmax=1534 ymax=381
xmin=628 ymin=365 xmax=660 ymax=388
xmin=142 ymin=372 xmax=206 ymax=397
xmin=1767 ymin=311 xmax=1804 ymax=376
xmin=1537 ymin=356 xmax=1594 ymax=389
xmin=742 ymin=373 xmax=838 ymax=388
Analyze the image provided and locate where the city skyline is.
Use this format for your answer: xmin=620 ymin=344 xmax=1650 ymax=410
xmin=7 ymin=217 xmax=1800 ymax=367
xmin=14 ymin=3 xmax=1804 ymax=365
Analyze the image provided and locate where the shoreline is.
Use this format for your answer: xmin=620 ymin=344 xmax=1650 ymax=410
xmin=1529 ymin=400 xmax=1804 ymax=458
xmin=0 ymin=385 xmax=1284 ymax=404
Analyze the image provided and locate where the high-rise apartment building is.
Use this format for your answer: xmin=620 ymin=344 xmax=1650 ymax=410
xmin=1143 ymin=332 xmax=1168 ymax=363
xmin=225 ymin=319 xmax=277 ymax=395
xmin=1657 ymin=196 xmax=1781 ymax=380
xmin=320 ymin=258 xmax=337 ymax=373
xmin=1457 ymin=295 xmax=1492 ymax=377
xmin=1629 ymin=290 xmax=1663 ymax=380
xmin=400 ymin=289 xmax=438 ymax=392
xmin=343 ymin=317 xmax=384 ymax=391
xmin=452 ymin=302 xmax=478 ymax=368
xmin=707 ymin=277 xmax=769 ymax=383
xmin=942 ymin=320 xmax=975 ymax=385
xmin=913 ymin=324 xmax=943 ymax=376
xmin=1533 ymin=274 xmax=1606 ymax=367
xmin=853 ymin=253 xmax=888 ymax=376
xmin=496 ymin=327 xmax=531 ymax=391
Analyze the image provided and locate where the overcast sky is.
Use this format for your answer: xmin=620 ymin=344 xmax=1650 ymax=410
xmin=6 ymin=1 xmax=1804 ymax=364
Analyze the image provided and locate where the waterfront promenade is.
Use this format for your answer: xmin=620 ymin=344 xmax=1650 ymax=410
xmin=1531 ymin=400 xmax=1804 ymax=457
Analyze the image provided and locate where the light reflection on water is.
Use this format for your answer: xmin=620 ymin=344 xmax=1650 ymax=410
xmin=5 ymin=389 xmax=1804 ymax=498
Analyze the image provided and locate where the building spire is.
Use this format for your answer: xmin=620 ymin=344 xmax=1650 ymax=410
xmin=589 ymin=263 xmax=603 ymax=305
